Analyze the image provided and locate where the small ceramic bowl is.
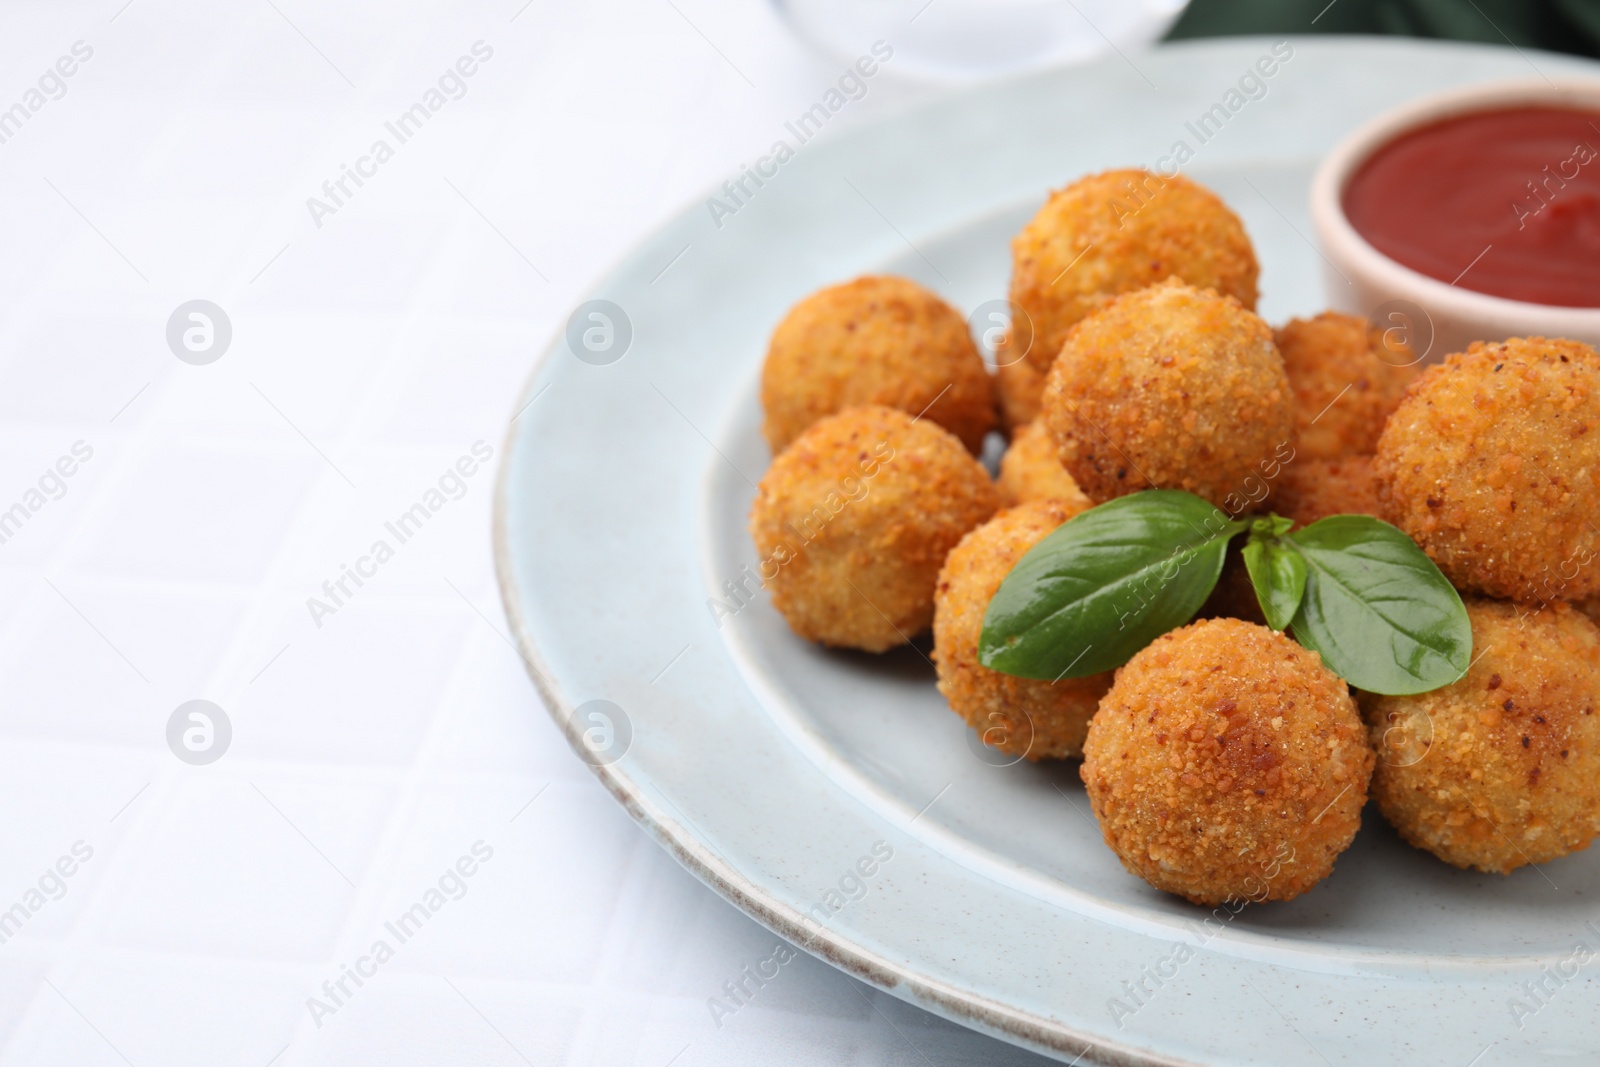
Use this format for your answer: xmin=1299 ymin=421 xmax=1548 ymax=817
xmin=1310 ymin=78 xmax=1600 ymax=363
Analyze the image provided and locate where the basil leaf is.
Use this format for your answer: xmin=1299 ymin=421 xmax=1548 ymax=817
xmin=1242 ymin=536 xmax=1307 ymax=633
xmin=979 ymin=490 xmax=1245 ymax=680
xmin=1287 ymin=515 xmax=1471 ymax=695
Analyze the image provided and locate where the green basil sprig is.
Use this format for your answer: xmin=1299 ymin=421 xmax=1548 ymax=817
xmin=979 ymin=491 xmax=1244 ymax=680
xmin=977 ymin=491 xmax=1471 ymax=696
xmin=1240 ymin=515 xmax=1304 ymax=632
xmin=1284 ymin=515 xmax=1472 ymax=695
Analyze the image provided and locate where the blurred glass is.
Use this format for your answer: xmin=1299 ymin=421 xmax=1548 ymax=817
xmin=772 ymin=0 xmax=1191 ymax=83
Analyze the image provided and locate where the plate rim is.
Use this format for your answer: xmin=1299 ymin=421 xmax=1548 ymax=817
xmin=492 ymin=35 xmax=1600 ymax=1066
xmin=491 ymin=411 xmax=1201 ymax=1067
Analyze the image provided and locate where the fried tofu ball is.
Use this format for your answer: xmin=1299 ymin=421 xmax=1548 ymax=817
xmin=1366 ymin=599 xmax=1600 ymax=874
xmin=933 ymin=499 xmax=1108 ymax=760
xmin=1375 ymin=337 xmax=1600 ymax=602
xmin=1081 ymin=619 xmax=1373 ymax=905
xmin=1041 ymin=282 xmax=1294 ymax=507
xmin=749 ymin=406 xmax=998 ymax=652
xmin=996 ymin=421 xmax=1092 ymax=509
xmin=1003 ymin=169 xmax=1259 ymax=417
xmin=760 ymin=276 xmax=996 ymax=454
xmin=1278 ymin=312 xmax=1417 ymax=461
xmin=1274 ymin=455 xmax=1382 ymax=528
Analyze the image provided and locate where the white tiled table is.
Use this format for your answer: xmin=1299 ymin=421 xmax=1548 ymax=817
xmin=0 ymin=1 xmax=1063 ymax=1063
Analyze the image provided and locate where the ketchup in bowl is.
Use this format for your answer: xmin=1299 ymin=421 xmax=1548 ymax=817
xmin=1342 ymin=106 xmax=1600 ymax=308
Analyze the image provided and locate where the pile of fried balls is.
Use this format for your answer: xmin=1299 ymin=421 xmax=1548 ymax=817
xmin=746 ymin=168 xmax=1600 ymax=906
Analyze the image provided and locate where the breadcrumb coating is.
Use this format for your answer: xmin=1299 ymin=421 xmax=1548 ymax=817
xmin=749 ymin=406 xmax=998 ymax=652
xmin=1277 ymin=312 xmax=1417 ymax=461
xmin=995 ymin=356 xmax=1045 ymax=432
xmin=996 ymin=421 xmax=1092 ymax=509
xmin=1007 ymin=169 xmax=1258 ymax=380
xmin=1374 ymin=337 xmax=1600 ymax=602
xmin=1275 ymin=454 xmax=1382 ymax=528
xmin=933 ymin=499 xmax=1107 ymax=760
xmin=760 ymin=276 xmax=996 ymax=454
xmin=1041 ymin=281 xmax=1294 ymax=507
xmin=1081 ymin=618 xmax=1373 ymax=905
xmin=1366 ymin=599 xmax=1600 ymax=874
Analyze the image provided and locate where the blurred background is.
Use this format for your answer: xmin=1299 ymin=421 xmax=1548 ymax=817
xmin=0 ymin=1 xmax=1592 ymax=1065
xmin=773 ymin=0 xmax=1600 ymax=82
xmin=1169 ymin=0 xmax=1600 ymax=58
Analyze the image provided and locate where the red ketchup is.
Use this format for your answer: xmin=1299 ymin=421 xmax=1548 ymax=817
xmin=1343 ymin=106 xmax=1600 ymax=308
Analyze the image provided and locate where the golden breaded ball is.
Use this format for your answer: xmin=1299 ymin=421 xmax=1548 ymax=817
xmin=1277 ymin=312 xmax=1417 ymax=461
xmin=1006 ymin=169 xmax=1258 ymax=396
xmin=749 ymin=406 xmax=998 ymax=652
xmin=760 ymin=276 xmax=996 ymax=454
xmin=1274 ymin=454 xmax=1382 ymax=528
xmin=995 ymin=356 xmax=1045 ymax=431
xmin=1374 ymin=337 xmax=1600 ymax=602
xmin=1041 ymin=282 xmax=1294 ymax=507
xmin=933 ymin=499 xmax=1107 ymax=760
xmin=1081 ymin=618 xmax=1373 ymax=905
xmin=996 ymin=421 xmax=1091 ymax=509
xmin=1366 ymin=599 xmax=1600 ymax=874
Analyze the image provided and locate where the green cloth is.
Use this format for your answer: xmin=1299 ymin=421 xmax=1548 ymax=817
xmin=1166 ymin=0 xmax=1600 ymax=58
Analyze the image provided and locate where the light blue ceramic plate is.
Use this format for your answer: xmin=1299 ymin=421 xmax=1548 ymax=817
xmin=495 ymin=38 xmax=1600 ymax=1066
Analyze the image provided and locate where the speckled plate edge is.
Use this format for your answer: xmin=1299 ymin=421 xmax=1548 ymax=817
xmin=493 ymin=37 xmax=1600 ymax=1066
xmin=492 ymin=446 xmax=1197 ymax=1067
